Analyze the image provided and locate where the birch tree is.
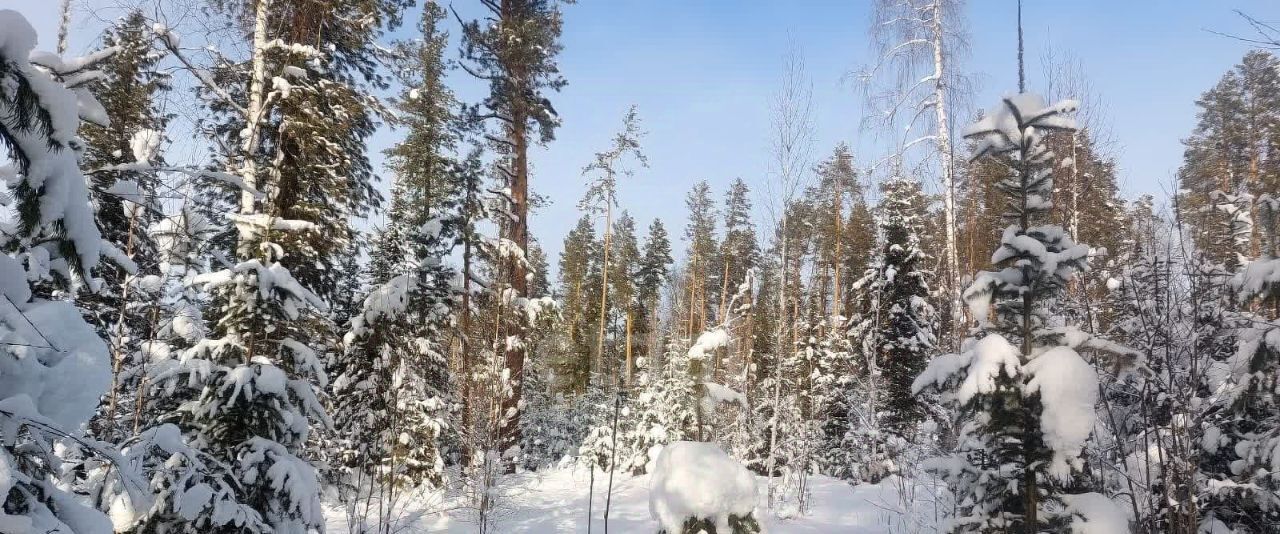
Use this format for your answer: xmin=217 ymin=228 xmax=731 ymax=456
xmin=762 ymin=44 xmax=815 ymax=508
xmin=861 ymin=0 xmax=973 ymax=347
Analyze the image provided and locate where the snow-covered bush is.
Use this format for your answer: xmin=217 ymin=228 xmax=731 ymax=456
xmin=521 ymin=380 xmax=601 ymax=469
xmin=582 ymin=338 xmax=700 ymax=475
xmin=649 ymin=441 xmax=760 ymax=534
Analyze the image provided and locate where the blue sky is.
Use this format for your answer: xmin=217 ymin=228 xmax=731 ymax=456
xmin=19 ymin=0 xmax=1280 ymax=269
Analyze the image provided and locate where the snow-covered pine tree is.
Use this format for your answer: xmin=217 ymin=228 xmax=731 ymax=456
xmin=1177 ymin=51 xmax=1280 ymax=269
xmin=610 ymin=212 xmax=643 ymax=386
xmin=0 ymin=10 xmax=127 ymax=532
xmin=578 ymin=106 xmax=646 ymax=388
xmin=716 ymin=179 xmax=759 ymax=390
xmin=913 ymin=93 xmax=1131 ymax=531
xmin=681 ymin=181 xmax=718 ymax=339
xmin=804 ymin=145 xmax=856 ymax=319
xmin=458 ymin=0 xmax=570 ymax=465
xmin=213 ymin=0 xmax=409 ymax=304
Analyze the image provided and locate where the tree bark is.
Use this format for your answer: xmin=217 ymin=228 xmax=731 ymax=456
xmin=596 ymin=202 xmax=612 ymax=388
xmin=498 ymin=0 xmax=530 ymax=463
xmin=624 ymin=310 xmax=634 ymax=388
xmin=930 ymin=0 xmax=962 ymax=348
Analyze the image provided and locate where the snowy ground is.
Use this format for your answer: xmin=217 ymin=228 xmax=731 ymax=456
xmin=325 ymin=466 xmax=946 ymax=533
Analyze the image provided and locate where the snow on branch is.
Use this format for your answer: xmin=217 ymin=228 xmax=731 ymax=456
xmin=963 ymin=94 xmax=1079 ymax=160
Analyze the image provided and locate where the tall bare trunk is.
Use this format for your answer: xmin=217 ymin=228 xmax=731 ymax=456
xmin=239 ymin=0 xmax=271 ymax=223
xmin=831 ymin=170 xmax=844 ymax=319
xmin=624 ymin=311 xmax=633 ymax=388
xmin=714 ymin=259 xmax=730 ymax=379
xmin=930 ymin=0 xmax=962 ymax=346
xmin=765 ymin=213 xmax=788 ymax=505
xmin=596 ymin=203 xmax=612 ymax=388
xmin=460 ymin=234 xmax=474 ymax=465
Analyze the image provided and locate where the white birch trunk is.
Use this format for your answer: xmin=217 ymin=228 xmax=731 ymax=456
xmin=930 ymin=0 xmax=962 ymax=341
xmin=240 ymin=0 xmax=272 ymax=218
xmin=1069 ymin=131 xmax=1081 ymax=239
xmin=765 ymin=213 xmax=787 ymax=507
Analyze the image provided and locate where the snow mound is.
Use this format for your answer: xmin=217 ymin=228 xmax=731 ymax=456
xmin=1061 ymin=492 xmax=1130 ymax=534
xmin=648 ymin=441 xmax=757 ymax=532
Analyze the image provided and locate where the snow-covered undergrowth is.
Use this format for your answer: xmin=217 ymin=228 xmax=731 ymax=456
xmin=324 ymin=466 xmax=944 ymax=533
xmin=648 ymin=441 xmax=758 ymax=532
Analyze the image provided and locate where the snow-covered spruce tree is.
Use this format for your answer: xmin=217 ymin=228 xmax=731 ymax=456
xmin=833 ymin=175 xmax=936 ymax=484
xmin=141 ymin=211 xmax=331 ymax=533
xmin=325 ymin=4 xmax=460 ymax=520
xmin=580 ymin=337 xmax=699 ymax=476
xmin=0 ymin=10 xmax=128 ymax=532
xmin=813 ymin=313 xmax=865 ymax=482
xmin=636 ymin=218 xmax=674 ymax=365
xmin=136 ymin=0 xmax=370 ymax=530
xmin=77 ymin=10 xmax=168 ymax=276
xmin=74 ymin=9 xmax=170 ymax=363
xmin=912 ymin=94 xmax=1132 ymax=532
xmin=1205 ymin=194 xmax=1280 ymax=532
xmin=28 ymin=8 xmax=172 ymax=443
xmin=332 ymin=215 xmax=456 ymax=527
xmin=197 ymin=0 xmax=410 ymax=305
xmin=862 ymin=0 xmax=972 ymax=347
xmin=82 ymin=202 xmax=270 ymax=534
xmin=866 ymin=176 xmax=936 ymax=439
